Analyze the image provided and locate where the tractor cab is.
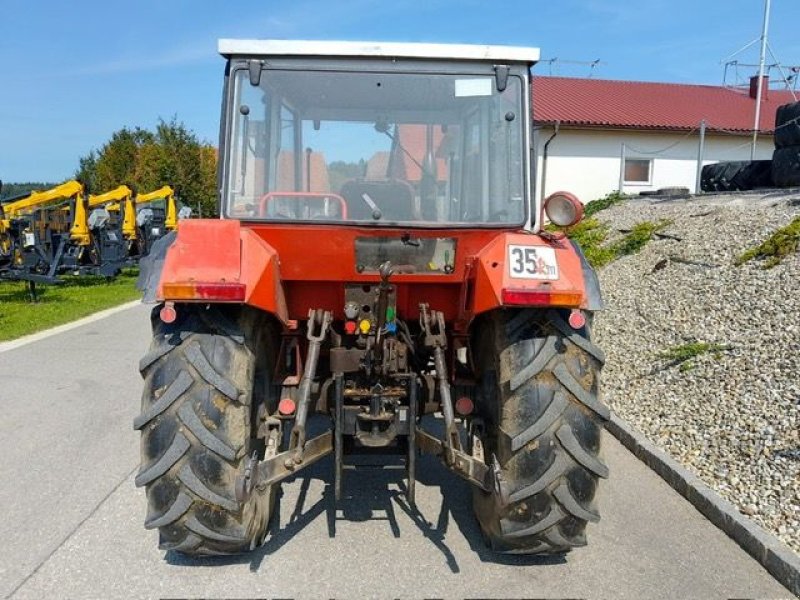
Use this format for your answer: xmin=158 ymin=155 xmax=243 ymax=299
xmin=219 ymin=40 xmax=536 ymax=230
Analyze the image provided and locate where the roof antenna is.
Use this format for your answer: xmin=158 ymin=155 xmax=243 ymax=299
xmin=751 ymin=0 xmax=771 ymax=159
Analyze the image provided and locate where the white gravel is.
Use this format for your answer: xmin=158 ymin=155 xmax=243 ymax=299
xmin=592 ymin=190 xmax=800 ymax=554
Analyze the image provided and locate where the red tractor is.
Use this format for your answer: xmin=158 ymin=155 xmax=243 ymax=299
xmin=135 ymin=39 xmax=608 ymax=556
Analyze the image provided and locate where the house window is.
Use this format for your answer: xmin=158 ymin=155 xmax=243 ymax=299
xmin=624 ymin=158 xmax=652 ymax=184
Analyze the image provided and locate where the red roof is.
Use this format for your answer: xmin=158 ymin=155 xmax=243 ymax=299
xmin=276 ymin=151 xmax=330 ymax=192
xmin=365 ymin=126 xmax=449 ymax=183
xmin=395 ymin=124 xmax=449 ymax=182
xmin=532 ymin=76 xmax=796 ymax=134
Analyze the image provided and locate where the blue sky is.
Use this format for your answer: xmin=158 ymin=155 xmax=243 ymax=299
xmin=2 ymin=0 xmax=798 ymax=182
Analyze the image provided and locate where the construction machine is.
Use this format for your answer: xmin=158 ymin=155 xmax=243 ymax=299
xmin=86 ymin=183 xmax=137 ymax=240
xmin=1 ymin=181 xmax=140 ymax=298
xmin=0 ymin=179 xmax=91 ymax=294
xmin=133 ymin=185 xmax=190 ymax=255
xmin=135 ymin=39 xmax=607 ymax=556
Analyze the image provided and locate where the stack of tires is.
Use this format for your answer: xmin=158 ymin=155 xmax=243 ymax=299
xmin=773 ymin=101 xmax=800 ymax=188
xmin=700 ymin=160 xmax=773 ymax=192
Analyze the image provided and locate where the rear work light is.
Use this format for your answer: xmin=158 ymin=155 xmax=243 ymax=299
xmin=162 ymin=281 xmax=246 ymax=302
xmin=502 ymin=288 xmax=582 ymax=307
xmin=544 ymin=191 xmax=584 ymax=227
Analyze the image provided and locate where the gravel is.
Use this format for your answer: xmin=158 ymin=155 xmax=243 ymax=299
xmin=591 ymin=190 xmax=800 ymax=554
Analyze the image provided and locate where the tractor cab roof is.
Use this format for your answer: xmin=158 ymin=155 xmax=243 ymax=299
xmin=217 ymin=39 xmax=540 ymax=65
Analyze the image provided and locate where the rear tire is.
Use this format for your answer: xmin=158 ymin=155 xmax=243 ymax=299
xmin=772 ymin=146 xmax=800 ymax=188
xmin=471 ymin=308 xmax=608 ymax=554
xmin=775 ymin=102 xmax=800 ymax=148
xmin=134 ymin=305 xmax=279 ymax=555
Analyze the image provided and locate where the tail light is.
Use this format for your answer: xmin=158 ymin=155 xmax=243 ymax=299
xmin=455 ymin=396 xmax=474 ymax=416
xmin=278 ymin=398 xmax=296 ymax=416
xmin=501 ymin=288 xmax=582 ymax=307
xmin=162 ymin=281 xmax=246 ymax=302
xmin=544 ymin=191 xmax=583 ymax=227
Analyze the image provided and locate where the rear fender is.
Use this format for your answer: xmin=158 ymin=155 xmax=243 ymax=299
xmin=137 ymin=219 xmax=288 ymax=323
xmin=471 ymin=232 xmax=603 ymax=314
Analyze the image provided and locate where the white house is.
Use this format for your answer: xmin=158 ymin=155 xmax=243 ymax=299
xmin=532 ymin=76 xmax=795 ymax=202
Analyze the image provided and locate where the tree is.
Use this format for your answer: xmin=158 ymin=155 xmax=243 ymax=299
xmin=0 ymin=182 xmax=58 ymax=201
xmin=74 ymin=152 xmax=98 ymax=192
xmin=75 ymin=118 xmax=218 ymax=216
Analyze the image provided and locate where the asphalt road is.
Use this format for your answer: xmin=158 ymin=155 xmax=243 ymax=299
xmin=0 ymin=304 xmax=793 ymax=599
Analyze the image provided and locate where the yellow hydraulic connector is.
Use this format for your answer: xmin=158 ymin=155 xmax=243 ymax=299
xmin=136 ymin=185 xmax=178 ymax=231
xmin=87 ymin=185 xmax=137 ymax=241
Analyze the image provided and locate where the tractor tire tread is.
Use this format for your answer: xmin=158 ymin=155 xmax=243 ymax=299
xmin=507 ymin=452 xmax=569 ymax=503
xmin=145 ymin=492 xmax=193 ymax=529
xmin=138 ymin=333 xmax=188 ymax=373
xmin=132 ymin=370 xmax=193 ymax=430
xmin=135 ymin=306 xmax=277 ymax=556
xmin=135 ymin=432 xmax=190 ymax=487
xmin=509 ymin=335 xmax=558 ymax=390
xmin=177 ymin=463 xmax=239 ymax=512
xmin=556 ymin=424 xmax=609 ymax=479
xmin=184 ymin=342 xmax=240 ymax=401
xmin=177 ymin=403 xmax=239 ymax=461
xmin=554 ymin=481 xmax=600 ymax=522
xmin=185 ymin=515 xmax=246 ymax=544
xmin=505 ymin=391 xmax=568 ymax=452
xmin=501 ymin=504 xmax=565 ymax=538
xmin=553 ymin=363 xmax=610 ymax=420
xmin=472 ymin=309 xmax=606 ymax=554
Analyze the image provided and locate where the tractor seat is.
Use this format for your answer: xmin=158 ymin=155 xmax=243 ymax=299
xmin=340 ymin=179 xmax=417 ymax=222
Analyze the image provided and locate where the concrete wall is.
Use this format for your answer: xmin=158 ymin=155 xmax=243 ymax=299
xmin=535 ymin=127 xmax=775 ymax=203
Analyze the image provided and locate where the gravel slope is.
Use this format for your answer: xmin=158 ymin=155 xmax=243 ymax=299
xmin=592 ymin=190 xmax=800 ymax=553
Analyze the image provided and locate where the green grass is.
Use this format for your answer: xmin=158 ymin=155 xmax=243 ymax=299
xmin=735 ymin=215 xmax=800 ymax=269
xmin=583 ymin=190 xmax=628 ymax=218
xmin=0 ymin=270 xmax=140 ymax=341
xmin=548 ymin=191 xmax=668 ymax=268
xmin=613 ymin=219 xmax=673 ymax=257
xmin=565 ymin=218 xmax=673 ymax=268
xmin=563 ymin=217 xmax=615 ymax=267
xmin=657 ymin=342 xmax=730 ymax=372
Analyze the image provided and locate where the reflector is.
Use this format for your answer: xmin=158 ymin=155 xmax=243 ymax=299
xmin=501 ymin=288 xmax=582 ymax=307
xmin=162 ymin=281 xmax=246 ymax=302
xmin=278 ymin=398 xmax=296 ymax=416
